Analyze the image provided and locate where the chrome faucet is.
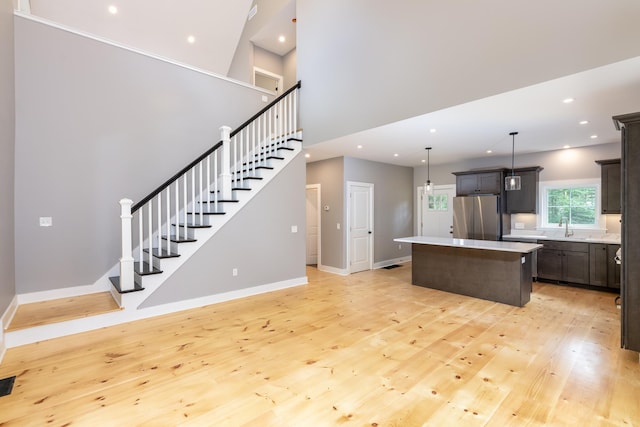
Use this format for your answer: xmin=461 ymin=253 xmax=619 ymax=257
xmin=559 ymin=217 xmax=573 ymax=237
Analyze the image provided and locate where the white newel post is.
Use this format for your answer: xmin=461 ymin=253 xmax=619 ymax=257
xmin=119 ymin=198 xmax=135 ymax=292
xmin=220 ymin=125 xmax=232 ymax=200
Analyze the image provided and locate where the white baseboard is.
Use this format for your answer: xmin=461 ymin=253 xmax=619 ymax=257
xmin=317 ymin=264 xmax=349 ymax=276
xmin=4 ymin=276 xmax=308 ymax=349
xmin=1 ymin=295 xmax=18 ymax=331
xmin=16 ymin=278 xmax=111 ymax=304
xmin=373 ymin=256 xmax=412 ymax=269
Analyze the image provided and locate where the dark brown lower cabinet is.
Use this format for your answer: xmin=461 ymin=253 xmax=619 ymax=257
xmin=537 ymin=240 xmax=589 ymax=285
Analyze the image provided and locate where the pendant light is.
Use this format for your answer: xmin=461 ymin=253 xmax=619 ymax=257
xmin=423 ymin=147 xmax=433 ymax=195
xmin=505 ymin=132 xmax=521 ymax=191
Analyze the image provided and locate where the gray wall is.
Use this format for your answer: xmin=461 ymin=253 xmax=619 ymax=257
xmin=254 ymin=46 xmax=284 ymax=80
xmin=344 ymin=157 xmax=412 ymax=263
xmin=306 ymin=157 xmax=344 ymax=269
xmin=0 ymin=0 xmax=16 ymax=313
xmin=13 ymin=16 xmax=273 ymax=293
xmin=297 ymin=0 xmax=640 ymax=146
xmin=140 ymin=152 xmax=306 ymax=308
xmin=414 ymin=142 xmax=622 ymax=188
xmin=283 ymin=48 xmax=297 ymax=91
xmin=306 ymin=156 xmax=413 ymax=270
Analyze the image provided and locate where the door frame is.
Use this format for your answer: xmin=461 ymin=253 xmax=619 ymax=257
xmin=253 ymin=66 xmax=284 ymax=95
xmin=305 ymin=184 xmax=321 ymax=266
xmin=347 ymin=181 xmax=374 ymax=273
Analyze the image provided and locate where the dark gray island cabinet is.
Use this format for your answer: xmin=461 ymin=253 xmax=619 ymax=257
xmin=394 ymin=236 xmax=542 ymax=307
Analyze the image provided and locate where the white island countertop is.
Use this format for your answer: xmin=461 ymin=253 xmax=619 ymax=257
xmin=394 ymin=236 xmax=542 ymax=254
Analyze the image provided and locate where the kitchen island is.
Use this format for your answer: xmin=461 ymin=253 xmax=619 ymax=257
xmin=394 ymin=236 xmax=542 ymax=307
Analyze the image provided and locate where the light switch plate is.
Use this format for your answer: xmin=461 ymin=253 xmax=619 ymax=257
xmin=39 ymin=217 xmax=53 ymax=227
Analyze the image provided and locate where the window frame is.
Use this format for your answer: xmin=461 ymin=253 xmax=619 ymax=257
xmin=538 ymin=179 xmax=603 ymax=230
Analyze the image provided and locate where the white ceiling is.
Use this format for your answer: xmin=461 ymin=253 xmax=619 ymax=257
xmin=305 ymin=56 xmax=640 ymax=167
xmin=24 ymin=1 xmax=640 ymax=168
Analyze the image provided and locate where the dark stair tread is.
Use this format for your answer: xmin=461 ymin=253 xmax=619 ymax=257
xmin=191 ymin=211 xmax=226 ymax=216
xmin=162 ymin=234 xmax=197 ymax=243
xmin=232 ymin=187 xmax=252 ymax=191
xmin=233 ymin=176 xmax=262 ymax=182
xmin=199 ymin=199 xmax=238 ymax=203
xmin=134 ymin=262 xmax=162 ymax=276
xmin=288 ymin=137 xmax=302 ymax=142
xmin=109 ymin=276 xmax=145 ymax=294
xmin=173 ymin=222 xmax=212 ymax=228
xmin=144 ymin=248 xmax=180 ymax=258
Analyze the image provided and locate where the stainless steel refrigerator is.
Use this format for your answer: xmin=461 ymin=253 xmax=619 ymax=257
xmin=452 ymin=195 xmax=506 ymax=241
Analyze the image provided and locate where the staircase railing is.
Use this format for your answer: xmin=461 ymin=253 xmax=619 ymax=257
xmin=117 ymin=81 xmax=301 ymax=292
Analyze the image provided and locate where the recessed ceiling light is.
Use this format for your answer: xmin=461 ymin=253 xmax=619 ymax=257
xmin=304 ymin=153 xmax=310 ymax=158
xmin=429 ymin=128 xmax=436 ymax=133
xmin=486 ymin=150 xmax=493 ymax=154
xmin=278 ymin=35 xmax=286 ymax=43
xmin=108 ymin=5 xmax=118 ymax=14
xmin=563 ymin=98 xmax=575 ymax=104
xmin=590 ymin=134 xmax=598 ymax=139
xmin=563 ymin=145 xmax=571 ymax=149
xmin=579 ymin=120 xmax=589 ymax=125
xmin=187 ymin=35 xmax=196 ymax=44
xmin=357 ymin=145 xmax=363 ymax=149
xmin=393 ymin=153 xmax=399 ymax=157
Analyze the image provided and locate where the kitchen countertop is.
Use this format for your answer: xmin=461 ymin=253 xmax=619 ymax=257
xmin=395 ymin=236 xmax=542 ymax=253
xmin=503 ymin=234 xmax=621 ymax=245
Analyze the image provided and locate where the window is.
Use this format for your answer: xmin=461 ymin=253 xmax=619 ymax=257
xmin=428 ymin=194 xmax=448 ymax=211
xmin=540 ymin=180 xmax=600 ymax=229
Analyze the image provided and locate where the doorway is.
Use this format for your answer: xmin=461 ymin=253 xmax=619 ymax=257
xmin=347 ymin=181 xmax=374 ymax=273
xmin=306 ymin=184 xmax=321 ymax=265
xmin=418 ymin=185 xmax=456 ymax=237
xmin=253 ymin=67 xmax=283 ymax=95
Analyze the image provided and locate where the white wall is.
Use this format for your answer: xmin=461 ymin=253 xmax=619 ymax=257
xmin=0 ymin=0 xmax=16 ymax=314
xmin=297 ymin=0 xmax=640 ymax=146
xmin=13 ymin=16 xmax=274 ymax=294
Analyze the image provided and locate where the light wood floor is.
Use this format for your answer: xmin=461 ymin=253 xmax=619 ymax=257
xmin=0 ymin=265 xmax=638 ymax=426
xmin=6 ymin=292 xmax=121 ymax=331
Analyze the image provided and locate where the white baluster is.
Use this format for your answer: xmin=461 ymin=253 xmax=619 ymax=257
xmin=182 ymin=175 xmax=187 ymax=238
xmin=206 ymin=156 xmax=211 ymax=213
xmin=147 ymin=203 xmax=152 ymax=270
xmin=220 ymin=125 xmax=232 ymax=200
xmin=174 ymin=180 xmax=179 ymax=242
xmin=214 ymin=150 xmax=219 ymax=208
xmin=198 ymin=160 xmax=204 ymax=224
xmin=191 ymin=167 xmax=196 ymax=226
xmin=165 ymin=186 xmax=171 ymax=255
xmin=119 ymin=198 xmax=134 ymax=292
xmin=138 ymin=211 xmax=143 ymax=271
xmin=156 ymin=193 xmax=161 ymax=257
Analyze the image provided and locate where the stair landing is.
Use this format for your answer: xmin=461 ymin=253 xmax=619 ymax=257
xmin=5 ymin=292 xmax=122 ymax=332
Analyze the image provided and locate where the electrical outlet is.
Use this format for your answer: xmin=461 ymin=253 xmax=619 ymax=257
xmin=291 ymin=225 xmax=298 ymax=233
xmin=515 ymin=222 xmax=525 ymax=229
xmin=39 ymin=217 xmax=53 ymax=227
xmin=337 ymin=223 xmax=340 ymax=230
xmin=232 ymin=268 xmax=238 ymax=277
xmin=398 ymin=244 xmax=402 ymax=250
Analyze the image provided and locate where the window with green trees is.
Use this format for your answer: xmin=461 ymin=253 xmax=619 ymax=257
xmin=545 ymin=186 xmax=597 ymax=226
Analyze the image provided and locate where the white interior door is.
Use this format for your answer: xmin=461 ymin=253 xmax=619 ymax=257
xmin=418 ymin=185 xmax=456 ymax=237
xmin=348 ymin=182 xmax=373 ymax=273
xmin=306 ymin=185 xmax=320 ymax=265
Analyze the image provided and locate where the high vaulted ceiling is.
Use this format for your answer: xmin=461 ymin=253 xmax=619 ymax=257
xmin=28 ymin=0 xmax=254 ymax=76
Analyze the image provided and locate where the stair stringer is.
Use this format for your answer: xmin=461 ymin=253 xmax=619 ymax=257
xmin=115 ymin=137 xmax=303 ymax=311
